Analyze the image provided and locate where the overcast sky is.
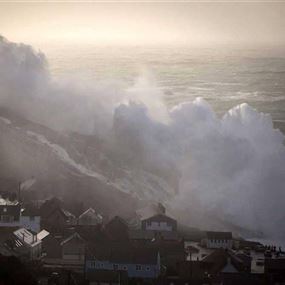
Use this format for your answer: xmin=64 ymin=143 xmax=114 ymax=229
xmin=0 ymin=1 xmax=285 ymax=46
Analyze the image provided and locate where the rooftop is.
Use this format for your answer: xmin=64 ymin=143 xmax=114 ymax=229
xmin=142 ymin=214 xmax=177 ymax=223
xmin=13 ymin=228 xmax=40 ymax=246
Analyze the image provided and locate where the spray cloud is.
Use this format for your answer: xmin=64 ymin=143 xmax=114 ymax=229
xmin=0 ymin=36 xmax=285 ymax=240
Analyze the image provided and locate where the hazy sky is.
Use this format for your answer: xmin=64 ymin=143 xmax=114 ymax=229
xmin=0 ymin=1 xmax=285 ymax=46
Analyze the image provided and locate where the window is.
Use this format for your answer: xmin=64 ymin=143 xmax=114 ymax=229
xmin=113 ymin=264 xmax=119 ymax=270
xmin=123 ymin=265 xmax=128 ymax=271
xmin=30 ymin=216 xmax=35 ymax=221
xmin=90 ymin=261 xmax=96 ymax=268
xmin=136 ymin=265 xmax=142 ymax=271
xmin=3 ymin=207 xmax=7 ymax=213
xmin=146 ymin=266 xmax=150 ymax=271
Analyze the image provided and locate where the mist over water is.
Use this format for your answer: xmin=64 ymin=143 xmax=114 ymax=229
xmin=44 ymin=43 xmax=285 ymax=133
xmin=1 ymin=36 xmax=285 ymax=243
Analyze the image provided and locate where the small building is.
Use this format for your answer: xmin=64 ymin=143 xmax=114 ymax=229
xmin=20 ymin=205 xmax=41 ymax=233
xmin=12 ymin=228 xmax=42 ymax=260
xmin=0 ymin=197 xmax=21 ymax=227
xmin=77 ymin=208 xmax=103 ymax=226
xmin=203 ymin=231 xmax=233 ymax=249
xmin=141 ymin=214 xmax=177 ymax=232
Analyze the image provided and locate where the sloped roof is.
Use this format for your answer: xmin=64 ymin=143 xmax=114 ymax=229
xmin=79 ymin=208 xmax=96 ymax=219
xmin=142 ymin=214 xmax=176 ymax=224
xmin=37 ymin=230 xmax=50 ymax=241
xmin=60 ymin=232 xmax=85 ymax=246
xmin=45 ymin=206 xmax=76 ymax=220
xmin=61 ymin=208 xmax=76 ymax=219
xmin=78 ymin=208 xmax=103 ymax=222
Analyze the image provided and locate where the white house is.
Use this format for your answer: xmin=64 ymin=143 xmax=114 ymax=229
xmin=203 ymin=231 xmax=233 ymax=249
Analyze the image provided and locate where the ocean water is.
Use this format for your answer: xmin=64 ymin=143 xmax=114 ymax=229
xmin=42 ymin=44 xmax=285 ymax=134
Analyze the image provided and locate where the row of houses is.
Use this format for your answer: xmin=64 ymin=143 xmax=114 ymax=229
xmin=1 ymin=194 xmax=285 ymax=285
xmin=0 ymin=195 xmax=103 ymax=233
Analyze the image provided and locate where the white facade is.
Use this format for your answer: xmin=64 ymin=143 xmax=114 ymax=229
xmin=20 ymin=215 xmax=41 ymax=233
xmin=145 ymin=221 xmax=173 ymax=232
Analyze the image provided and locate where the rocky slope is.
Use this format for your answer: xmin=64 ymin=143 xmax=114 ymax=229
xmin=0 ymin=107 xmax=177 ymax=217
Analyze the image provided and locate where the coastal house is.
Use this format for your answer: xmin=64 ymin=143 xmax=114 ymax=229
xmin=141 ymin=214 xmax=177 ymax=232
xmin=86 ymin=244 xmax=161 ymax=280
xmin=203 ymin=231 xmax=233 ymax=249
xmin=0 ymin=197 xmax=21 ymax=227
xmin=60 ymin=232 xmax=86 ymax=262
xmin=41 ymin=231 xmax=86 ymax=271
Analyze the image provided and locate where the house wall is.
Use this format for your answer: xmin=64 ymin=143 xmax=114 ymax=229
xmin=206 ymin=239 xmax=233 ymax=249
xmin=144 ymin=221 xmax=173 ymax=231
xmin=62 ymin=239 xmax=85 ymax=261
xmin=20 ymin=216 xmax=41 ymax=233
xmin=86 ymin=260 xmax=160 ymax=278
xmin=30 ymin=242 xmax=42 ymax=260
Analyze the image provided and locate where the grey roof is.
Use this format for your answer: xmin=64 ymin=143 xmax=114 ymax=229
xmin=60 ymin=232 xmax=85 ymax=246
xmin=206 ymin=231 xmax=232 ymax=240
xmin=142 ymin=214 xmax=177 ymax=223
